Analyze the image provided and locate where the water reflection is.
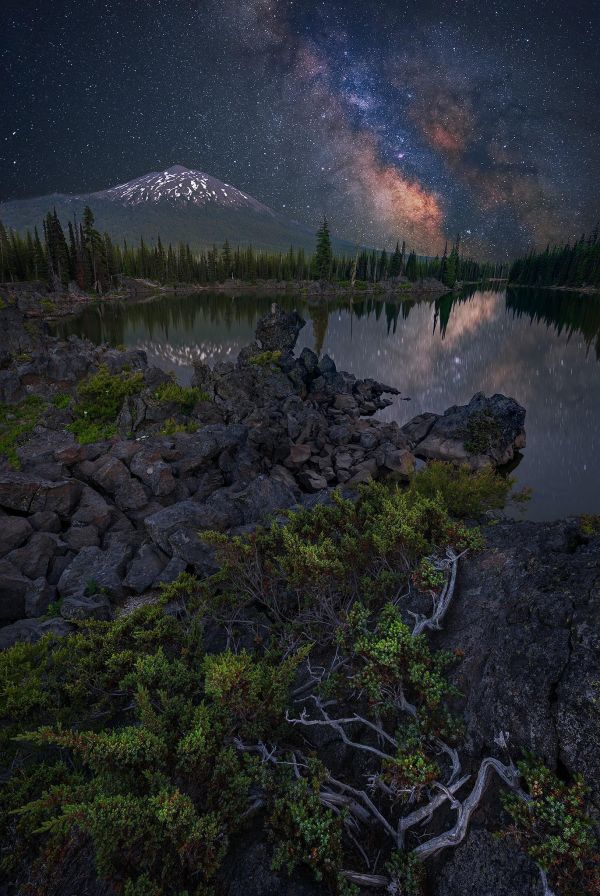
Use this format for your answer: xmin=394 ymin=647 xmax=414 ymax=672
xmin=56 ymin=288 xmax=600 ymax=521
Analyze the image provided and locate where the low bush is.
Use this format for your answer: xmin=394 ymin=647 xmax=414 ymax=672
xmin=154 ymin=380 xmax=205 ymax=411
xmin=68 ymin=364 xmax=144 ymax=443
xmin=0 ymin=394 xmax=45 ymax=468
xmin=502 ymin=756 xmax=600 ymax=896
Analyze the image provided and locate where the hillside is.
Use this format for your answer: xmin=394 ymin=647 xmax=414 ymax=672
xmin=0 ymin=166 xmax=359 ymax=255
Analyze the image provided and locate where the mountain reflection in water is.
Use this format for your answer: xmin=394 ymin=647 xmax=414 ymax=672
xmin=56 ymin=287 xmax=600 ymax=521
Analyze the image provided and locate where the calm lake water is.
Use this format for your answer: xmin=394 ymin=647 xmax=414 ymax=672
xmin=56 ymin=287 xmax=600 ymax=521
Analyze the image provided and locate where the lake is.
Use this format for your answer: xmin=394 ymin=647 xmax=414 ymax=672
xmin=55 ymin=287 xmax=600 ymax=521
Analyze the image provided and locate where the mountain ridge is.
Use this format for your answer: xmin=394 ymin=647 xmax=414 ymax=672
xmin=0 ymin=166 xmax=359 ymax=255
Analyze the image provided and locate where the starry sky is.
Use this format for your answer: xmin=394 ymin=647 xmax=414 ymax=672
xmin=1 ymin=0 xmax=599 ymax=258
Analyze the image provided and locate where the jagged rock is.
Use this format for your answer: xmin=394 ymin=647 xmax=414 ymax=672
xmin=25 ymin=577 xmax=55 ymax=617
xmin=153 ymin=556 xmax=187 ymax=587
xmin=123 ymin=543 xmax=168 ymax=593
xmin=145 ymin=500 xmax=217 ymax=555
xmin=254 ymin=304 xmax=306 ymax=353
xmin=130 ymin=449 xmax=177 ymax=497
xmin=71 ymin=486 xmax=113 ymax=532
xmin=403 ymin=393 xmax=526 ymax=469
xmin=228 ymin=474 xmax=300 ymax=524
xmin=64 ymin=525 xmax=101 ymax=550
xmin=29 ymin=510 xmax=61 ymax=533
xmin=0 ymin=473 xmax=82 ymax=518
xmin=6 ymin=531 xmax=64 ymax=579
xmin=58 ymin=543 xmax=132 ymax=600
xmin=432 ymin=829 xmax=542 ymax=896
xmin=434 ymin=521 xmax=599 ymax=796
xmin=0 ymin=514 xmax=32 ymax=555
xmin=297 ymin=469 xmax=327 ymax=492
xmin=285 ymin=443 xmax=312 ymax=466
xmin=0 ymin=561 xmax=28 ymax=620
xmin=61 ymin=593 xmax=112 ymax=621
xmin=0 ymin=616 xmax=72 ymax=649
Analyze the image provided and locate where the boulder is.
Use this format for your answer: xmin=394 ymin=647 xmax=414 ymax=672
xmin=58 ymin=543 xmax=132 ymax=600
xmin=431 ymin=829 xmax=542 ymax=896
xmin=130 ymin=448 xmax=177 ymax=497
xmin=253 ymin=304 xmax=306 ymax=353
xmin=403 ymin=393 xmax=526 ymax=469
xmin=0 ymin=514 xmax=33 ymax=556
xmin=123 ymin=543 xmax=168 ymax=593
xmin=0 ymin=560 xmax=28 ymax=621
xmin=0 ymin=616 xmax=72 ymax=650
xmin=297 ymin=469 xmax=327 ymax=492
xmin=25 ymin=577 xmax=55 ymax=618
xmin=0 ymin=473 xmax=82 ymax=518
xmin=60 ymin=593 xmax=112 ymax=621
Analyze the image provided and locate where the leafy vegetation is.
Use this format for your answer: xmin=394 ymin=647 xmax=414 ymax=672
xmin=0 ymin=394 xmax=45 ymax=468
xmin=410 ymin=460 xmax=514 ymax=517
xmin=0 ymin=475 xmax=595 ymax=895
xmin=502 ymin=756 xmax=600 ymax=896
xmin=153 ymin=379 xmax=205 ymax=411
xmin=464 ymin=409 xmax=503 ymax=455
xmin=248 ymin=349 xmax=282 ymax=367
xmin=68 ymin=364 xmax=144 ymax=443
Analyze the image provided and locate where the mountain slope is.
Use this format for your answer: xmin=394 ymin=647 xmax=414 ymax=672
xmin=0 ymin=166 xmax=358 ymax=255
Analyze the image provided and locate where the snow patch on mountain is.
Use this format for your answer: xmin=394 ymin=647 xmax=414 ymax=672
xmin=91 ymin=165 xmax=273 ymax=214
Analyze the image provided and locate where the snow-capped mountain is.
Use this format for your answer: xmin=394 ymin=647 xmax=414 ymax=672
xmin=0 ymin=166 xmax=358 ymax=255
xmin=91 ymin=165 xmax=273 ymax=214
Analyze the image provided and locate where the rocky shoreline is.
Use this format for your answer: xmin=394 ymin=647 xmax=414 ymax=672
xmin=0 ymin=301 xmax=526 ymax=646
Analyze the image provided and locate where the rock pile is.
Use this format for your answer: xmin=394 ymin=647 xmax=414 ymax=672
xmin=0 ymin=304 xmax=527 ymax=646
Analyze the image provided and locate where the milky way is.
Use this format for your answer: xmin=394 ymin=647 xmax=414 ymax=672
xmin=1 ymin=0 xmax=598 ymax=257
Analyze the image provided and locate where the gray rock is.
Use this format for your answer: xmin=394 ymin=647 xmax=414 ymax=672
xmin=60 ymin=593 xmax=112 ymax=621
xmin=28 ymin=510 xmax=61 ymax=533
xmin=297 ymin=469 xmax=327 ymax=492
xmin=71 ymin=486 xmax=112 ymax=532
xmin=254 ymin=304 xmax=306 ymax=353
xmin=130 ymin=448 xmax=177 ymax=496
xmin=0 ymin=514 xmax=32 ymax=555
xmin=64 ymin=525 xmax=101 ymax=550
xmin=403 ymin=393 xmax=526 ymax=469
xmin=6 ymin=531 xmax=63 ymax=579
xmin=432 ymin=829 xmax=542 ymax=896
xmin=58 ymin=543 xmax=132 ymax=600
xmin=123 ymin=543 xmax=168 ymax=593
xmin=153 ymin=556 xmax=188 ymax=587
xmin=0 ymin=473 xmax=82 ymax=518
xmin=145 ymin=500 xmax=219 ymax=554
xmin=25 ymin=577 xmax=55 ymax=617
xmin=0 ymin=616 xmax=72 ymax=649
xmin=0 ymin=560 xmax=28 ymax=620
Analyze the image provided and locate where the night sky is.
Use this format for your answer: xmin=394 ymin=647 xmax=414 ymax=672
xmin=1 ymin=0 xmax=599 ymax=258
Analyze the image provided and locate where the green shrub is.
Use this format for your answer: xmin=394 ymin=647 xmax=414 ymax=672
xmin=160 ymin=417 xmax=199 ymax=435
xmin=0 ymin=601 xmax=307 ymax=893
xmin=410 ymin=461 xmax=513 ymax=517
xmin=0 ymin=394 xmax=46 ymax=468
xmin=40 ymin=298 xmax=56 ymax=314
xmin=248 ymin=350 xmax=282 ymax=367
xmin=270 ymin=768 xmax=357 ymax=895
xmin=52 ymin=392 xmax=71 ymax=409
xmin=68 ymin=364 xmax=144 ymax=444
xmin=464 ymin=410 xmax=503 ymax=455
xmin=502 ymin=756 xmax=600 ymax=896
xmin=154 ymin=379 xmax=205 ymax=412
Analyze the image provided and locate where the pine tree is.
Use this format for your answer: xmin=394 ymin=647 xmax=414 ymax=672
xmin=313 ymin=218 xmax=333 ymax=280
xmin=389 ymin=241 xmax=403 ymax=278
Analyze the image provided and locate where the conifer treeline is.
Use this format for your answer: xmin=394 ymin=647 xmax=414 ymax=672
xmin=509 ymin=229 xmax=600 ymax=288
xmin=0 ymin=207 xmax=504 ymax=292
